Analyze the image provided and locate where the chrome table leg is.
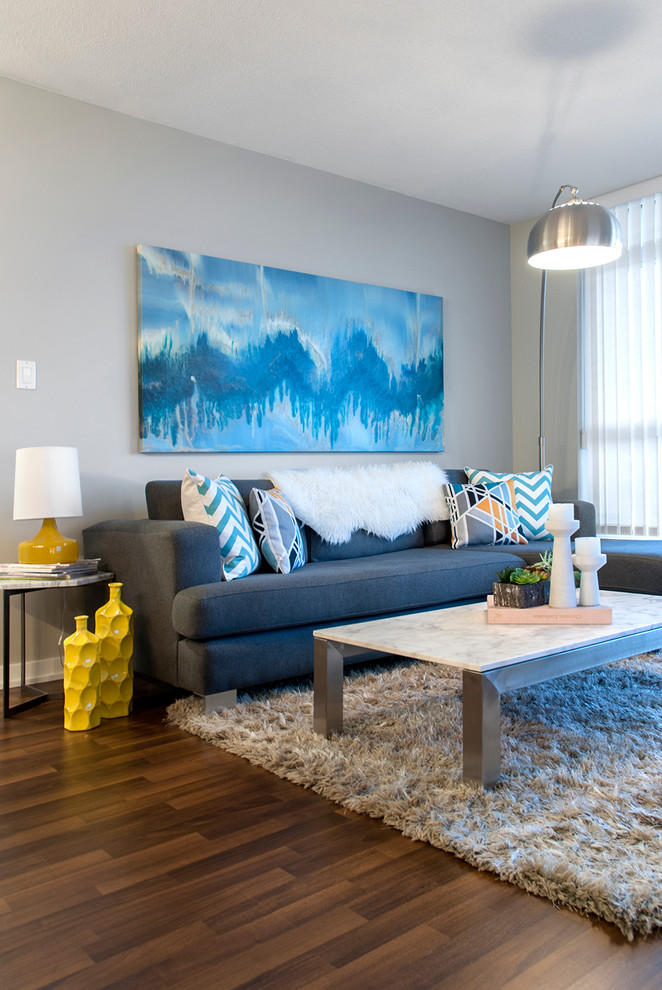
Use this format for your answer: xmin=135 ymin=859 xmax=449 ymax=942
xmin=313 ymin=639 xmax=345 ymax=736
xmin=462 ymin=669 xmax=501 ymax=788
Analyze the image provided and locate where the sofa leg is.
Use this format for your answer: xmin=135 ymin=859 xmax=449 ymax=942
xmin=204 ymin=689 xmax=237 ymax=713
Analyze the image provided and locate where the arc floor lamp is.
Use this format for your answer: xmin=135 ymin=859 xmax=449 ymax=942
xmin=527 ymin=185 xmax=622 ymax=471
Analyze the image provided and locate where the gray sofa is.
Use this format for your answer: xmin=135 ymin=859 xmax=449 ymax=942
xmin=82 ymin=468 xmax=661 ymax=710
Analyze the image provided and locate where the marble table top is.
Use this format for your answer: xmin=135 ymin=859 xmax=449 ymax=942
xmin=314 ymin=591 xmax=662 ymax=673
xmin=0 ymin=572 xmax=114 ymax=592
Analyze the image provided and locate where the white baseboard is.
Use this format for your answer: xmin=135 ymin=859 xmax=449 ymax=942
xmin=10 ymin=655 xmax=64 ymax=688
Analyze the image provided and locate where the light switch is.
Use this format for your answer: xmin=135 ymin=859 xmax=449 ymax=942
xmin=16 ymin=360 xmax=37 ymax=390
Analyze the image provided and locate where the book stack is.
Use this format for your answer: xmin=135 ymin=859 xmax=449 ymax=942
xmin=0 ymin=559 xmax=102 ymax=580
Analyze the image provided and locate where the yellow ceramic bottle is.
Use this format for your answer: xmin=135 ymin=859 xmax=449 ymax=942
xmin=63 ymin=615 xmax=101 ymax=731
xmin=95 ymin=582 xmax=134 ymax=718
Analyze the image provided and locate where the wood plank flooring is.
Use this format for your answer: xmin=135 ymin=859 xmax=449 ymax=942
xmin=1 ymin=678 xmax=661 ymax=989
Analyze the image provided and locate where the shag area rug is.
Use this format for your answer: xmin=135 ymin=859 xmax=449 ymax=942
xmin=166 ymin=653 xmax=662 ymax=939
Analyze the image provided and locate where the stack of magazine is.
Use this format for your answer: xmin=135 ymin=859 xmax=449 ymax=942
xmin=0 ymin=559 xmax=102 ymax=580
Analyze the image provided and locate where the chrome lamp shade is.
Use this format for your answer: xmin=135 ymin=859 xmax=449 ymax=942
xmin=527 ymin=191 xmax=622 ymax=270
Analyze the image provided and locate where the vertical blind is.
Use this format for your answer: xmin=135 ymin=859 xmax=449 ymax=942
xmin=582 ymin=193 xmax=662 ymax=537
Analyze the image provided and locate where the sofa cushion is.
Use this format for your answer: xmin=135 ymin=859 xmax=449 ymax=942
xmin=171 ymin=545 xmax=527 ymax=640
xmin=308 ymin=526 xmax=424 ymax=561
xmin=464 ymin=465 xmax=554 ymax=541
xmin=443 ymin=481 xmax=527 ymax=549
xmin=423 ymin=519 xmax=451 ymax=545
xmin=181 ymin=470 xmax=261 ymax=581
xmin=249 ymin=487 xmax=307 ymax=574
xmin=457 ymin=540 xmax=556 ymax=564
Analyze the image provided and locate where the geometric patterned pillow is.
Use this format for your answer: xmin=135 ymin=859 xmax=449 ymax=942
xmin=181 ymin=470 xmax=261 ymax=581
xmin=464 ymin=465 xmax=554 ymax=540
xmin=249 ymin=487 xmax=307 ymax=574
xmin=442 ymin=481 xmax=527 ymax=549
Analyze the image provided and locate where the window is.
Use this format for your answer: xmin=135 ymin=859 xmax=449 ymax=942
xmin=581 ymin=193 xmax=662 ymax=537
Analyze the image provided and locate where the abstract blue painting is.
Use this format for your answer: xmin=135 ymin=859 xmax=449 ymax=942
xmin=137 ymin=245 xmax=443 ymax=452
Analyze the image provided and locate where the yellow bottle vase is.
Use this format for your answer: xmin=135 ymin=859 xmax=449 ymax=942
xmin=63 ymin=615 xmax=101 ymax=731
xmin=95 ymin=582 xmax=134 ymax=718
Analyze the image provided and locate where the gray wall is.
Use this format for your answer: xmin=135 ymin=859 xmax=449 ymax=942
xmin=0 ymin=77 xmax=512 ymax=678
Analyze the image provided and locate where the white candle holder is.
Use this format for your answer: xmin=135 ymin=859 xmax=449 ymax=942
xmin=573 ymin=536 xmax=607 ymax=607
xmin=545 ymin=504 xmax=579 ymax=608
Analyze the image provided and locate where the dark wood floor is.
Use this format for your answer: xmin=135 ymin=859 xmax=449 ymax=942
xmin=1 ymin=679 xmax=662 ymax=990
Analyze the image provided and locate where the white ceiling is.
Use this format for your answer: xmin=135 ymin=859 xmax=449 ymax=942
xmin=2 ymin=0 xmax=662 ymax=224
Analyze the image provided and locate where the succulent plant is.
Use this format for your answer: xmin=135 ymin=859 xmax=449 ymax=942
xmin=510 ymin=568 xmax=542 ymax=584
xmin=496 ymin=566 xmax=517 ymax=583
xmin=496 ymin=550 xmax=580 ymax=587
xmin=528 ymin=550 xmax=553 ymax=578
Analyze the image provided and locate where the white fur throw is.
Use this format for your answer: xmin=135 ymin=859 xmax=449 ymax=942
xmin=267 ymin=462 xmax=449 ymax=544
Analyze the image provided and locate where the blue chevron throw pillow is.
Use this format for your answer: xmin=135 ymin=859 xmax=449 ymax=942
xmin=182 ymin=470 xmax=261 ymax=580
xmin=464 ymin=465 xmax=554 ymax=541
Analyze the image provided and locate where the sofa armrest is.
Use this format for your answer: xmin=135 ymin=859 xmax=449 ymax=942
xmin=83 ymin=519 xmax=221 ymax=687
xmin=571 ymin=500 xmax=597 ymax=539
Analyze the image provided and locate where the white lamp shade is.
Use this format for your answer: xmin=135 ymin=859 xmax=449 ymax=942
xmin=13 ymin=446 xmax=83 ymax=520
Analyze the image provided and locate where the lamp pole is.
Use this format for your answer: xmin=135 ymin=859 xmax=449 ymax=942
xmin=538 ymin=267 xmax=548 ymax=472
xmin=537 ymin=184 xmax=574 ymax=472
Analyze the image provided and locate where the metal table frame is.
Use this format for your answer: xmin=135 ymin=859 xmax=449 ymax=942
xmin=2 ymin=573 xmax=113 ymax=718
xmin=2 ymin=587 xmax=48 ymax=716
xmin=313 ymin=625 xmax=662 ymax=787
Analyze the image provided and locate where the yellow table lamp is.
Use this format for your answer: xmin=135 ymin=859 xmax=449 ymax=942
xmin=13 ymin=446 xmax=83 ymax=564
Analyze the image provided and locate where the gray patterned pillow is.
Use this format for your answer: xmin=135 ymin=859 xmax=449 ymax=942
xmin=443 ymin=481 xmax=527 ymax=549
xmin=249 ymin=487 xmax=307 ymax=574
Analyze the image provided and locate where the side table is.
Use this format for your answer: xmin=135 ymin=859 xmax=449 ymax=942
xmin=2 ymin=572 xmax=114 ymax=717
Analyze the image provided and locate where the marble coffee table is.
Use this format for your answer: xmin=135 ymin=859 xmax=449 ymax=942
xmin=313 ymin=590 xmax=662 ymax=787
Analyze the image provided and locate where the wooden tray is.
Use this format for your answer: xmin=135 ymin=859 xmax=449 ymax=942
xmin=486 ymin=595 xmax=612 ymax=624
